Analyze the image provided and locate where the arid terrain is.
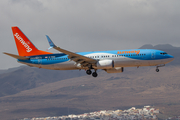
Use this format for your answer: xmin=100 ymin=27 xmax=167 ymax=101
xmin=0 ymin=44 xmax=179 ymax=120
xmin=0 ymin=66 xmax=179 ymax=120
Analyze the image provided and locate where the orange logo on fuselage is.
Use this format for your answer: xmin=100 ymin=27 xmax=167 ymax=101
xmin=117 ymin=50 xmax=140 ymax=54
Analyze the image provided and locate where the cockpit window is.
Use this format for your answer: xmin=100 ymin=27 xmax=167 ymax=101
xmin=160 ymin=52 xmax=167 ymax=55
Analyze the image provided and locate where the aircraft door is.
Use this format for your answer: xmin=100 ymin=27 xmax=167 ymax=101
xmin=96 ymin=54 xmax=100 ymax=60
xmin=38 ymin=58 xmax=42 ymax=64
xmin=151 ymin=51 xmax=155 ymax=59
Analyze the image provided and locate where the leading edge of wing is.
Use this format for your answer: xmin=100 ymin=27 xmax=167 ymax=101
xmin=45 ymin=35 xmax=97 ymax=65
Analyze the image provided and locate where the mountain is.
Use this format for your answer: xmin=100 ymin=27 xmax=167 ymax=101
xmin=0 ymin=70 xmax=5 ymax=74
xmin=140 ymin=44 xmax=180 ymax=49
xmin=0 ymin=66 xmax=25 ymax=75
xmin=0 ymin=44 xmax=179 ymax=120
xmin=0 ymin=66 xmax=86 ymax=97
xmin=0 ymin=66 xmax=180 ymax=120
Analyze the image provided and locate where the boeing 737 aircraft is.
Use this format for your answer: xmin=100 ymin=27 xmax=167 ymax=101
xmin=4 ymin=26 xmax=174 ymax=77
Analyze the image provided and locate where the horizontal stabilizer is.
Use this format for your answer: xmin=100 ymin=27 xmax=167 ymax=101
xmin=3 ymin=52 xmax=29 ymax=60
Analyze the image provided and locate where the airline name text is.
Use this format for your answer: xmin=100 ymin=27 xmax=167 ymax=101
xmin=117 ymin=50 xmax=140 ymax=54
xmin=14 ymin=33 xmax=32 ymax=53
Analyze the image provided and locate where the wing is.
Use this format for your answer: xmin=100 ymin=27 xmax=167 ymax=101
xmin=46 ymin=35 xmax=97 ymax=68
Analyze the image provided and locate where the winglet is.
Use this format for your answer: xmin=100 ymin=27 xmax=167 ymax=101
xmin=46 ymin=35 xmax=56 ymax=50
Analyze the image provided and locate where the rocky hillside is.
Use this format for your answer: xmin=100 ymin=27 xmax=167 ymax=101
xmin=0 ymin=66 xmax=86 ymax=97
xmin=0 ymin=44 xmax=179 ymax=120
xmin=0 ymin=65 xmax=180 ymax=120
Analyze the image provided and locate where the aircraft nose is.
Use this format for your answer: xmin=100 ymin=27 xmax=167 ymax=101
xmin=169 ymin=55 xmax=174 ymax=61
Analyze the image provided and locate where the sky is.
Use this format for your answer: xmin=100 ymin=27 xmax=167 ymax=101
xmin=1 ymin=0 xmax=180 ymax=69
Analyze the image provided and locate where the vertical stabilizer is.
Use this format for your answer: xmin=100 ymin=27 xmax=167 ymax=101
xmin=12 ymin=26 xmax=52 ymax=56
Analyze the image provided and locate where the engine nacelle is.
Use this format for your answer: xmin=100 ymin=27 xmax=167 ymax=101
xmin=105 ymin=67 xmax=124 ymax=73
xmin=95 ymin=60 xmax=113 ymax=69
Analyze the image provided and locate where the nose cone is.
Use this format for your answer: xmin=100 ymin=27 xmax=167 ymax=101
xmin=168 ymin=55 xmax=174 ymax=62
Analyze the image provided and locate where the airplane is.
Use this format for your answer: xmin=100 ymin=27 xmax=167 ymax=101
xmin=4 ymin=26 xmax=174 ymax=77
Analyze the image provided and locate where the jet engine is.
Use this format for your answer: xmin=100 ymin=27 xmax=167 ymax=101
xmin=96 ymin=60 xmax=114 ymax=69
xmin=105 ymin=67 xmax=124 ymax=73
